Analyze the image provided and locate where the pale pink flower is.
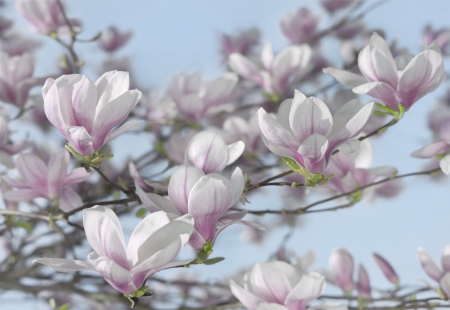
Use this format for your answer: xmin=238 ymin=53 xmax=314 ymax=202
xmin=280 ymin=8 xmax=320 ymax=44
xmin=423 ymin=25 xmax=450 ymax=56
xmin=42 ymin=71 xmax=142 ymax=156
xmin=2 ymin=149 xmax=90 ymax=212
xmin=257 ymin=90 xmax=374 ymax=174
xmin=229 ymin=42 xmax=312 ymax=96
xmin=0 ymin=52 xmax=36 ymax=107
xmin=417 ymin=246 xmax=450 ymax=298
xmin=356 ymin=264 xmax=371 ymax=300
xmin=329 ymin=247 xmax=354 ymax=292
xmin=99 ymin=26 xmax=132 ymax=52
xmin=324 ymin=33 xmax=447 ymax=111
xmin=411 ymin=140 xmax=450 ymax=175
xmin=372 ymin=253 xmax=399 ymax=285
xmin=220 ymin=114 xmax=265 ymax=155
xmin=35 ymin=206 xmax=194 ymax=295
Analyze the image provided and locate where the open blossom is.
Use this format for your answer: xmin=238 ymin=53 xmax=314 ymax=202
xmin=417 ymin=246 xmax=450 ymax=298
xmin=280 ymin=8 xmax=320 ymax=44
xmin=136 ymin=164 xmax=263 ymax=250
xmin=372 ymin=253 xmax=399 ymax=285
xmin=185 ymin=131 xmax=245 ymax=173
xmin=163 ymin=129 xmax=199 ymax=164
xmin=16 ymin=0 xmax=81 ymax=37
xmin=320 ymin=0 xmax=358 ymax=13
xmin=219 ymin=28 xmax=260 ymax=60
xmin=230 ymin=261 xmax=332 ymax=310
xmin=257 ymin=90 xmax=374 ymax=174
xmin=0 ymin=53 xmax=36 ymax=107
xmin=2 ymin=149 xmax=90 ymax=212
xmin=423 ymin=25 xmax=450 ymax=56
xmin=99 ymin=26 xmax=133 ymax=52
xmin=0 ymin=116 xmax=31 ymax=168
xmin=35 ymin=206 xmax=194 ymax=295
xmin=322 ymin=139 xmax=397 ymax=195
xmin=141 ymin=92 xmax=177 ymax=127
xmin=168 ymin=72 xmax=238 ymax=122
xmin=229 ymin=42 xmax=312 ymax=96
xmin=220 ymin=114 xmax=265 ymax=155
xmin=43 ymin=71 xmax=142 ymax=156
xmin=329 ymin=248 xmax=354 ymax=292
xmin=411 ymin=140 xmax=450 ymax=175
xmin=324 ymin=33 xmax=447 ymax=111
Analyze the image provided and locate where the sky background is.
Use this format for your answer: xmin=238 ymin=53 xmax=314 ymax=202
xmin=1 ymin=0 xmax=450 ymax=309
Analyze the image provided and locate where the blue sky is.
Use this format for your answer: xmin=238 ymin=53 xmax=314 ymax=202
xmin=2 ymin=0 xmax=450 ymax=308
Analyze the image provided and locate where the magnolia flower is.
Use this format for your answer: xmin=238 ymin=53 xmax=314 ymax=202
xmin=43 ymin=71 xmax=142 ymax=156
xmin=257 ymin=90 xmax=374 ymax=175
xmin=219 ymin=28 xmax=260 ymax=60
xmin=35 ymin=206 xmax=194 ymax=295
xmin=280 ymin=8 xmax=320 ymax=44
xmin=0 ymin=53 xmax=36 ymax=107
xmin=185 ymin=131 xmax=245 ymax=173
xmin=372 ymin=253 xmax=399 ymax=285
xmin=322 ymin=139 xmax=397 ymax=195
xmin=417 ymin=246 xmax=450 ymax=298
xmin=136 ymin=165 xmax=263 ymax=250
xmin=320 ymin=0 xmax=358 ymax=13
xmin=356 ymin=264 xmax=371 ymax=300
xmin=16 ymin=0 xmax=81 ymax=37
xmin=1 ymin=32 xmax=41 ymax=56
xmin=141 ymin=92 xmax=177 ymax=127
xmin=329 ymin=248 xmax=354 ymax=292
xmin=99 ymin=26 xmax=133 ymax=52
xmin=423 ymin=25 xmax=450 ymax=56
xmin=2 ymin=149 xmax=90 ymax=212
xmin=324 ymin=33 xmax=447 ymax=112
xmin=411 ymin=140 xmax=450 ymax=175
xmin=229 ymin=42 xmax=312 ymax=96
xmin=168 ymin=72 xmax=238 ymax=122
xmin=163 ymin=129 xmax=199 ymax=165
xmin=0 ymin=116 xmax=31 ymax=168
xmin=221 ymin=115 xmax=264 ymax=155
xmin=230 ymin=261 xmax=330 ymax=310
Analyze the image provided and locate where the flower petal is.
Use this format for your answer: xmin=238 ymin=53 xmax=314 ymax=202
xmin=417 ymin=247 xmax=444 ymax=282
xmin=257 ymin=108 xmax=298 ymax=149
xmin=230 ymin=279 xmax=262 ymax=310
xmin=66 ymin=126 xmax=94 ymax=156
xmin=227 ymin=141 xmax=245 ymax=165
xmin=59 ymin=187 xmax=83 ymax=212
xmin=168 ymin=165 xmax=204 ymax=215
xmin=285 ymin=272 xmax=326 ymax=310
xmin=322 ymin=67 xmax=367 ymax=88
xmin=186 ymin=131 xmax=229 ymax=173
xmin=135 ymin=182 xmax=178 ymax=214
xmin=34 ymin=258 xmax=95 ymax=273
xmin=47 ymin=149 xmax=70 ymax=198
xmin=411 ymin=141 xmax=450 ymax=158
xmin=353 ymin=82 xmax=399 ymax=110
xmin=298 ymin=134 xmax=329 ymax=174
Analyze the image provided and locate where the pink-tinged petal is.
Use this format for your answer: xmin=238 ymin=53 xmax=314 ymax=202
xmin=335 ymin=140 xmax=360 ymax=154
xmin=131 ymin=213 xmax=193 ymax=279
xmin=230 ymin=167 xmax=245 ymax=205
xmin=329 ymin=247 xmax=354 ymax=292
xmin=417 ymin=247 xmax=444 ymax=282
xmin=291 ymin=97 xmax=333 ymax=143
xmin=372 ymin=253 xmax=399 ymax=284
xmin=257 ymin=108 xmax=298 ymax=149
xmin=261 ymin=41 xmax=274 ymax=71
xmin=229 ymin=53 xmax=264 ymax=85
xmin=64 ymin=167 xmax=91 ymax=185
xmin=188 ymin=173 xmax=233 ymax=241
xmin=322 ymin=67 xmax=367 ymax=88
xmin=135 ymin=182 xmax=178 ymax=214
xmin=237 ymin=220 xmax=268 ymax=231
xmin=92 ymin=257 xmax=136 ymax=295
xmin=47 ymin=149 xmax=70 ymax=198
xmin=277 ymin=98 xmax=293 ymax=130
xmin=203 ymin=73 xmax=237 ymax=106
xmin=443 ymin=246 xmax=450 ymax=272
xmin=272 ymin=46 xmax=303 ymax=92
xmin=186 ymin=131 xmax=229 ymax=173
xmin=168 ymin=165 xmax=204 ymax=215
xmin=102 ymin=120 xmax=142 ymax=146
xmin=440 ymin=273 xmax=450 ymax=299
xmin=440 ymin=155 xmax=450 ymax=175
xmin=298 ymin=134 xmax=329 ymax=174
xmin=369 ymin=33 xmax=394 ymax=60
xmin=42 ymin=79 xmax=65 ymax=136
xmin=289 ymin=90 xmax=307 ymax=128
xmin=58 ymin=187 xmax=82 ymax=212
xmin=71 ymin=75 xmax=97 ymax=132
xmin=34 ymin=258 xmax=95 ymax=273
xmin=358 ymin=45 xmax=398 ymax=88
xmin=356 ymin=264 xmax=371 ymax=299
xmin=297 ymin=251 xmax=316 ymax=272
xmin=82 ymin=206 xmax=129 ymax=270
xmin=92 ymin=90 xmax=142 ymax=150
xmin=2 ymin=189 xmax=43 ymax=201
xmin=95 ymin=71 xmax=131 ymax=112
xmin=217 ymin=210 xmax=248 ymax=225
xmin=309 ymin=302 xmax=348 ymax=310
xmin=189 ymin=228 xmax=207 ymax=250
xmin=328 ymin=101 xmax=374 ymax=150
xmin=127 ymin=211 xmax=176 ymax=264
xmin=230 ymin=279 xmax=262 ymax=310
xmin=353 ymin=82 xmax=399 ymax=110
xmin=15 ymin=153 xmax=47 ymax=187
xmin=227 ymin=141 xmax=245 ymax=165
xmin=258 ymin=303 xmax=288 ymax=310
xmin=66 ymin=126 xmax=94 ymax=156
xmin=398 ymin=49 xmax=446 ymax=109
xmin=251 ymin=261 xmax=299 ymax=304
xmin=261 ymin=136 xmax=295 ymax=159
xmin=285 ymin=272 xmax=326 ymax=310
xmin=411 ymin=141 xmax=450 ymax=158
